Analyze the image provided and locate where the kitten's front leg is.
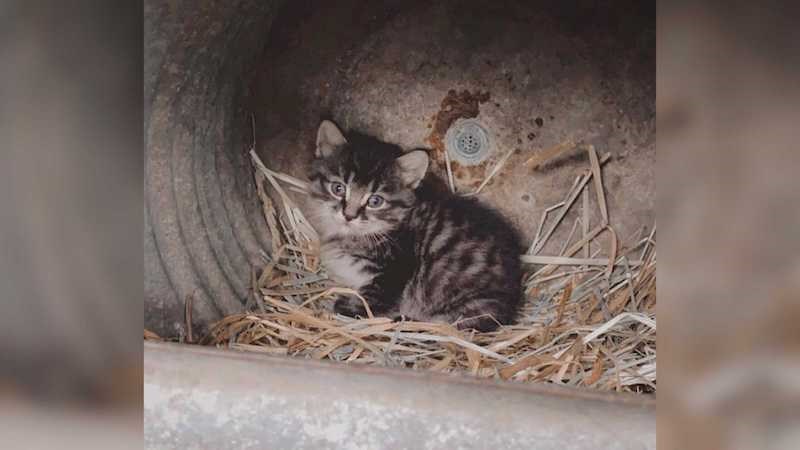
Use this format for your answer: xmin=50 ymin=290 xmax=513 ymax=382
xmin=332 ymin=283 xmax=398 ymax=319
xmin=332 ymin=294 xmax=369 ymax=317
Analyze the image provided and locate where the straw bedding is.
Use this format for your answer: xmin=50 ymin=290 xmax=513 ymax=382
xmin=171 ymin=135 xmax=656 ymax=394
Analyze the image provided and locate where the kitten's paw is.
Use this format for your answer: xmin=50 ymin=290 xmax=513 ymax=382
xmin=455 ymin=316 xmax=501 ymax=332
xmin=333 ymin=295 xmax=368 ymax=318
xmin=391 ymin=314 xmax=418 ymax=323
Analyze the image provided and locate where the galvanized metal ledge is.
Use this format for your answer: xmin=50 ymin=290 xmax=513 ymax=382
xmin=144 ymin=341 xmax=655 ymax=449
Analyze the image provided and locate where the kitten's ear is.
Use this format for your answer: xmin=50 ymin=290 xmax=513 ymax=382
xmin=395 ymin=150 xmax=429 ymax=188
xmin=316 ymin=120 xmax=347 ymax=158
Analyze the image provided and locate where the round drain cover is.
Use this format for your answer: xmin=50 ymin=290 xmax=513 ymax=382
xmin=445 ymin=118 xmax=491 ymax=166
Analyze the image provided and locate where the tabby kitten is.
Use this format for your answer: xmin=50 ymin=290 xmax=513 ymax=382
xmin=305 ymin=120 xmax=523 ymax=331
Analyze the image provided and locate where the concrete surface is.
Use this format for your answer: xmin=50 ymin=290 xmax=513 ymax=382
xmin=144 ymin=341 xmax=656 ymax=449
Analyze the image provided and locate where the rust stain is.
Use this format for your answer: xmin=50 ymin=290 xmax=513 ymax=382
xmin=425 ymin=89 xmax=491 ymax=187
xmin=448 ymin=160 xmax=488 ymax=187
xmin=425 ymin=89 xmax=490 ymax=166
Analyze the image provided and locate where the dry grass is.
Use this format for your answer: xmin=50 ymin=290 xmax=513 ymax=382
xmin=202 ymin=142 xmax=656 ymax=394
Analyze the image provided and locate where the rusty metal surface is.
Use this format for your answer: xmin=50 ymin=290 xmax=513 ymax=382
xmin=144 ymin=342 xmax=654 ymax=449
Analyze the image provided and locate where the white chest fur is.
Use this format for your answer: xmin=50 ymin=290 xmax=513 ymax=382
xmin=320 ymin=243 xmax=373 ymax=290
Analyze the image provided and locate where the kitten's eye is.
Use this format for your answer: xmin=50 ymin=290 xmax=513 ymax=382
xmin=366 ymin=194 xmax=384 ymax=209
xmin=330 ymin=181 xmax=346 ymax=197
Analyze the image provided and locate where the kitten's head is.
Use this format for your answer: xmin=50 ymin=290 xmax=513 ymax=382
xmin=307 ymin=120 xmax=429 ymax=240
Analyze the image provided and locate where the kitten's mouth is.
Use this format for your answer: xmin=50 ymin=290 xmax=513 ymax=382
xmin=339 ymin=216 xmax=357 ymax=226
xmin=338 ymin=219 xmax=361 ymax=233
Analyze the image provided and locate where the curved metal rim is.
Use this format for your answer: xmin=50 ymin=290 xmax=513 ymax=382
xmin=145 ymin=341 xmax=655 ymax=449
xmin=145 ymin=341 xmax=655 ymax=407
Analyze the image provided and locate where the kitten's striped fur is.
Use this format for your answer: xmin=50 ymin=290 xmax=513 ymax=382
xmin=306 ymin=120 xmax=523 ymax=331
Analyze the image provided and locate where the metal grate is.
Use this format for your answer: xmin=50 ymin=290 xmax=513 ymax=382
xmin=445 ymin=118 xmax=491 ymax=165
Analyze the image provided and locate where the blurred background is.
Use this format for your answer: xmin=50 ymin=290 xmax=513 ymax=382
xmin=658 ymin=1 xmax=800 ymax=449
xmin=0 ymin=0 xmax=798 ymax=449
xmin=0 ymin=0 xmax=143 ymax=448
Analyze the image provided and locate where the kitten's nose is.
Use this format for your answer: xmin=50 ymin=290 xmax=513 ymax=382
xmin=342 ymin=202 xmax=360 ymax=222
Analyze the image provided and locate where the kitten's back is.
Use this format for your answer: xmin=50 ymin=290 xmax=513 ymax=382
xmin=400 ymin=180 xmax=524 ymax=330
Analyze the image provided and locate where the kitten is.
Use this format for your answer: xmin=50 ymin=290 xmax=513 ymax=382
xmin=305 ymin=120 xmax=523 ymax=331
